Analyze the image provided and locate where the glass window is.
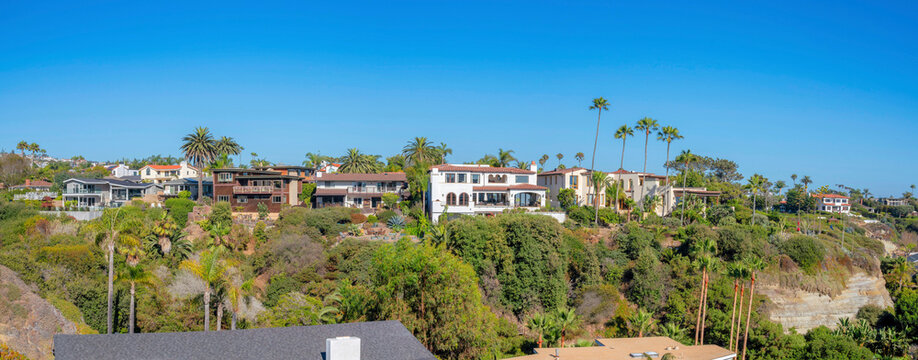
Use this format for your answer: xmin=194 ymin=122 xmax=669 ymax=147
xmin=237 ymin=195 xmax=247 ymax=203
xmin=515 ymin=175 xmax=529 ymax=183
xmin=217 ymin=195 xmax=230 ymax=202
xmin=273 ymin=196 xmax=283 ymax=203
xmin=218 ymin=173 xmax=233 ymax=182
xmin=570 ymin=175 xmax=578 ymax=189
xmin=458 ymin=174 xmax=466 ymax=183
xmin=459 ymin=193 xmax=469 ymax=206
xmin=471 ymin=174 xmax=480 ymax=184
xmin=446 ymin=193 xmax=457 ymax=205
xmin=445 ymin=173 xmax=456 ymax=183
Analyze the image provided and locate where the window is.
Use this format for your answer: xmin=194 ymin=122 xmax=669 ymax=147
xmin=273 ymin=196 xmax=283 ymax=203
xmin=237 ymin=195 xmax=248 ymax=203
xmin=218 ymin=173 xmax=233 ymax=182
xmin=569 ymin=175 xmax=578 ymax=189
xmin=459 ymin=193 xmax=469 ymax=206
xmin=354 ymin=198 xmax=363 ymax=206
xmin=458 ymin=174 xmax=466 ymax=183
xmin=471 ymin=174 xmax=480 ymax=184
xmin=146 ymin=168 xmax=151 ymax=175
xmin=515 ymin=175 xmax=529 ymax=183
xmin=446 ymin=193 xmax=457 ymax=206
xmin=217 ymin=195 xmax=230 ymax=202
xmin=445 ymin=173 xmax=456 ymax=183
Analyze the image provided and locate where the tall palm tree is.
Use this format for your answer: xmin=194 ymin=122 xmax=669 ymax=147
xmin=556 ymin=153 xmax=564 ymax=168
xmin=339 ymin=148 xmax=377 ymax=173
xmin=801 ymin=175 xmax=813 ymax=194
xmin=555 ymin=307 xmax=579 ymax=348
xmin=589 ymin=97 xmax=610 ymax=173
xmin=215 ymin=136 xmax=243 ymax=166
xmin=538 ymin=154 xmax=549 ymax=171
xmin=527 ymin=313 xmax=553 ymax=348
xmin=628 ymin=309 xmax=656 ymax=338
xmin=635 ymin=117 xmax=660 ymax=212
xmin=726 ymin=262 xmax=746 ymax=351
xmin=740 ymin=256 xmax=765 ymax=360
xmin=575 ymin=152 xmax=585 ymax=167
xmin=656 ymin=126 xmax=683 ymax=179
xmin=16 ymin=141 xmax=28 ymax=157
xmin=180 ymin=247 xmax=234 ymax=332
xmin=94 ymin=207 xmax=127 ymax=334
xmin=774 ymin=180 xmax=786 ymax=197
xmin=591 ymin=171 xmax=611 ymax=225
xmin=613 ymin=125 xmax=634 ymax=212
xmin=402 ymin=137 xmax=438 ymax=165
xmin=675 ymin=150 xmax=699 ymax=225
xmin=745 ymin=174 xmax=766 ymax=225
xmin=691 ymin=237 xmax=717 ymax=345
xmin=436 ymin=142 xmax=452 ymax=163
xmin=497 ymin=148 xmax=516 ymax=168
xmin=118 ymin=265 xmax=156 ymax=333
xmin=181 ymin=127 xmax=217 ymax=202
xmin=150 ymin=212 xmax=179 ymax=254
xmin=302 ymin=152 xmax=327 ymax=168
xmin=790 ymin=174 xmax=798 ymax=186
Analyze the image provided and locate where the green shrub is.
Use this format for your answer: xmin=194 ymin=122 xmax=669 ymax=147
xmin=177 ymin=190 xmax=191 ymax=199
xmin=377 ymin=210 xmax=397 ymax=224
xmin=779 ymin=235 xmax=825 ymax=269
xmin=366 ymin=215 xmax=378 ymax=223
xmin=164 ymin=197 xmax=195 ymax=227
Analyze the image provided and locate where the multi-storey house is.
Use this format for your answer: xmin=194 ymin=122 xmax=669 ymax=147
xmin=314 ymin=172 xmax=408 ymax=209
xmin=428 ymin=163 xmax=546 ymax=223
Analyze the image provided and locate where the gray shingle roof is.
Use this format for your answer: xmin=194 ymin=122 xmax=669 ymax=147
xmin=53 ymin=320 xmax=436 ymax=360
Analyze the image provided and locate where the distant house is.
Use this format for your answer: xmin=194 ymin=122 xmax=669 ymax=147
xmin=428 ymin=163 xmax=547 ymax=223
xmin=11 ymin=179 xmax=56 ymax=201
xmin=881 ymin=198 xmax=909 ymax=206
xmin=316 ymin=161 xmax=342 ymax=176
xmin=255 ymin=165 xmax=316 ymax=182
xmin=314 ymin=172 xmax=408 ymax=209
xmin=138 ymin=161 xmax=200 ymax=184
xmin=211 ymin=168 xmax=305 ymax=214
xmin=537 ymin=167 xmax=592 ymax=208
xmin=505 ymin=336 xmax=735 ymax=360
xmin=9 ymin=179 xmax=53 ymax=191
xmin=104 ymin=164 xmax=139 ymax=178
xmin=812 ymin=193 xmax=852 ymax=214
xmin=62 ymin=178 xmax=159 ymax=208
xmin=162 ymin=178 xmax=213 ymax=200
xmin=53 ymin=320 xmax=436 ymax=360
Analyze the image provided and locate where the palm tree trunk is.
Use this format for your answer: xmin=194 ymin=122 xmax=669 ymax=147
xmin=204 ymin=287 xmax=211 ymax=332
xmin=734 ymin=283 xmax=745 ymax=352
xmin=752 ymin=192 xmax=757 ymax=225
xmin=593 ymin=183 xmax=600 ymax=226
xmin=680 ymin=162 xmax=689 ymax=225
xmin=197 ymin=163 xmax=204 ymax=202
xmin=216 ymin=302 xmax=223 ymax=331
xmin=590 ymin=110 xmax=602 ymax=225
xmin=616 ymin=138 xmax=626 ymax=213
xmin=664 ymin=141 xmax=671 ymax=213
xmin=129 ymin=283 xmax=136 ymax=333
xmin=231 ymin=312 xmax=237 ymax=330
xmin=694 ymin=269 xmax=705 ymax=345
xmin=107 ymin=243 xmax=114 ymax=334
xmin=728 ymin=280 xmax=739 ymax=349
xmin=639 ymin=131 xmax=649 ymax=213
xmin=741 ymin=274 xmax=756 ymax=360
xmin=701 ymin=272 xmax=709 ymax=344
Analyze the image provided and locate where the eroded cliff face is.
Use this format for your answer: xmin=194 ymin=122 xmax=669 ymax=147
xmin=0 ymin=265 xmax=78 ymax=360
xmin=758 ymin=271 xmax=892 ymax=333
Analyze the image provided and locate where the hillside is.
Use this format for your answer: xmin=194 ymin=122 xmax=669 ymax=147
xmin=0 ymin=265 xmax=78 ymax=360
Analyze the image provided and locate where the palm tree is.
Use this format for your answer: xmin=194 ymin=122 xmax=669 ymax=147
xmin=554 ymin=307 xmax=579 ymax=348
xmin=527 ymin=313 xmax=553 ymax=348
xmin=302 ymin=152 xmax=327 ymax=168
xmin=339 ymin=148 xmax=377 ymax=173
xmin=656 ymin=126 xmax=683 ymax=179
xmin=740 ymin=256 xmax=765 ymax=360
xmin=801 ymin=175 xmax=813 ymax=194
xmin=436 ymin=142 xmax=452 ymax=163
xmin=691 ymin=237 xmax=717 ymax=345
xmin=556 ymin=153 xmax=564 ymax=168
xmin=790 ymin=174 xmax=798 ymax=186
xmin=745 ymin=174 xmax=766 ymax=225
xmin=16 ymin=141 xmax=28 ymax=157
xmin=613 ymin=125 xmax=634 ymax=212
xmin=538 ymin=154 xmax=549 ymax=171
xmin=635 ymin=117 xmax=660 ymax=212
xmin=402 ymin=137 xmax=438 ymax=165
xmin=657 ymin=322 xmax=687 ymax=344
xmin=726 ymin=262 xmax=746 ymax=351
xmin=628 ymin=309 xmax=656 ymax=337
xmin=215 ymin=136 xmax=242 ymax=166
xmin=94 ymin=207 xmax=127 ymax=334
xmin=181 ymin=127 xmax=217 ymax=202
xmin=575 ymin=152 xmax=584 ymax=167
xmin=675 ymin=150 xmax=699 ymax=225
xmin=588 ymin=97 xmax=610 ymax=173
xmin=180 ymin=247 xmax=233 ymax=331
xmin=150 ymin=213 xmax=179 ymax=254
xmin=497 ymin=148 xmax=516 ymax=168
xmin=29 ymin=143 xmax=39 ymax=158
xmin=591 ymin=171 xmax=611 ymax=225
xmin=774 ymin=181 xmax=786 ymax=197
xmin=118 ymin=265 xmax=156 ymax=333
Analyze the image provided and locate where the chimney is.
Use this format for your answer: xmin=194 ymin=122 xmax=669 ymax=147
xmin=529 ymin=161 xmax=537 ymax=172
xmin=326 ymin=336 xmax=360 ymax=360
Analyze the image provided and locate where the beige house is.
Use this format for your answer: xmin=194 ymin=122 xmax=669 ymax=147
xmin=138 ymin=161 xmax=201 ymax=184
xmin=537 ymin=167 xmax=593 ymax=208
xmin=505 ymin=336 xmax=735 ymax=360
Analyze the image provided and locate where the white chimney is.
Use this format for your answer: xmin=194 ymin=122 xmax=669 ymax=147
xmin=529 ymin=160 xmax=537 ymax=172
xmin=326 ymin=336 xmax=360 ymax=360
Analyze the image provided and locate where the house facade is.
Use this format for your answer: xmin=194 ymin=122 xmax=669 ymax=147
xmin=162 ymin=178 xmax=213 ymax=200
xmin=62 ymin=178 xmax=159 ymax=208
xmin=314 ymin=172 xmax=408 ymax=209
xmin=139 ymin=161 xmax=200 ymax=183
xmin=812 ymin=193 xmax=851 ymax=214
xmin=9 ymin=179 xmax=53 ymax=191
xmin=881 ymin=198 xmax=908 ymax=206
xmin=255 ymin=165 xmax=316 ymax=182
xmin=212 ymin=168 xmax=303 ymax=214
xmin=428 ymin=163 xmax=546 ymax=223
xmin=316 ymin=161 xmax=341 ymax=176
xmin=537 ymin=167 xmax=592 ymax=208
xmin=105 ymin=164 xmax=139 ymax=178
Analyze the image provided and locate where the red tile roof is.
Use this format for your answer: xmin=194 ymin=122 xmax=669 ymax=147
xmin=472 ymin=184 xmax=547 ymax=191
xmin=432 ymin=164 xmax=535 ymax=174
xmin=143 ymin=164 xmax=181 ymax=170
xmin=316 ymin=172 xmax=407 ymax=182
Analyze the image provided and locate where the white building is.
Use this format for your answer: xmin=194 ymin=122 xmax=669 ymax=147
xmin=105 ymin=164 xmax=139 ymax=178
xmin=316 ymin=161 xmax=341 ymax=176
xmin=138 ymin=161 xmax=200 ymax=184
xmin=314 ymin=172 xmax=408 ymax=210
xmin=428 ymin=163 xmax=546 ymax=223
xmin=812 ymin=193 xmax=852 ymax=214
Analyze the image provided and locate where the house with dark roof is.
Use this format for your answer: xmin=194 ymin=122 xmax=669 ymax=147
xmin=428 ymin=163 xmax=547 ymax=223
xmin=314 ymin=172 xmax=408 ymax=209
xmin=162 ymin=178 xmax=213 ymax=200
xmin=53 ymin=320 xmax=437 ymax=360
xmin=62 ymin=178 xmax=160 ymax=208
xmin=212 ymin=168 xmax=305 ymax=214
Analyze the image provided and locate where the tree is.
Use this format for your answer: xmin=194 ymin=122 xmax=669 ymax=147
xmin=575 ymin=152 xmax=584 ymax=167
xmin=497 ymin=148 xmax=516 ymax=167
xmin=745 ymin=174 xmax=766 ymax=225
xmin=635 ymin=117 xmax=660 ymax=211
xmin=675 ymin=150 xmax=700 ymax=225
xmin=656 ymin=126 xmax=683 ymax=180
xmin=726 ymin=262 xmax=747 ymax=351
xmin=302 ymin=152 xmax=328 ymax=168
xmin=538 ymin=154 xmax=549 ymax=171
xmin=300 ymin=183 xmax=316 ymax=207
xmin=94 ymin=207 xmax=129 ymax=334
xmin=180 ymin=247 xmax=234 ymax=331
xmin=214 ymin=136 xmax=242 ymax=164
xmin=588 ymin=97 xmax=610 ymax=174
xmin=657 ymin=322 xmax=688 ymax=344
xmin=16 ymin=141 xmax=28 ymax=157
xmin=791 ymin=174 xmax=798 ymax=186
xmin=181 ymin=127 xmax=217 ymax=202
xmin=740 ymin=256 xmax=765 ymax=360
xmin=554 ymin=307 xmax=579 ymax=348
xmin=691 ymin=237 xmax=717 ymax=345
xmin=402 ymin=137 xmax=438 ymax=165
xmin=339 ymin=148 xmax=378 ymax=173
xmin=555 ymin=153 xmax=564 ymax=168
xmin=118 ymin=265 xmax=156 ymax=333
xmin=774 ymin=180 xmax=787 ymax=197
xmin=527 ymin=313 xmax=553 ymax=348
xmin=436 ymin=142 xmax=453 ymax=163
xmin=262 ymin=292 xmax=337 ymax=327
xmin=613 ymin=125 xmax=634 ymax=212
xmin=591 ymin=171 xmax=611 ymax=225
xmin=801 ymin=175 xmax=813 ymax=194
xmin=628 ymin=309 xmax=656 ymax=337
xmin=558 ymin=188 xmax=577 ymax=210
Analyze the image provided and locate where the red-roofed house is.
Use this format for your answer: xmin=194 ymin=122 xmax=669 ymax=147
xmin=138 ymin=161 xmax=201 ymax=184
xmin=812 ymin=193 xmax=852 ymax=214
xmin=428 ymin=163 xmax=547 ymax=223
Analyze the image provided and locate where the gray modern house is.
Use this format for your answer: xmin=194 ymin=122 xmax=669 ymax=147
xmin=53 ymin=320 xmax=436 ymax=360
xmin=62 ymin=178 xmax=159 ymax=208
xmin=162 ymin=178 xmax=213 ymax=200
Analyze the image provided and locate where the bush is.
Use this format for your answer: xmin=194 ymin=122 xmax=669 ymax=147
xmin=596 ymin=208 xmax=620 ymax=225
xmin=558 ymin=188 xmax=577 ymax=210
xmin=164 ymin=197 xmax=195 ymax=227
xmin=366 ymin=215 xmax=378 ymax=223
xmin=350 ymin=213 xmax=367 ymax=224
xmin=381 ymin=193 xmax=399 ymax=209
xmin=177 ymin=190 xmax=191 ymax=199
xmin=276 ymin=207 xmax=354 ymax=236
xmin=567 ymin=205 xmax=594 ymax=225
xmin=377 ymin=210 xmax=397 ymax=224
xmin=616 ymin=223 xmax=658 ymax=260
xmin=779 ymin=236 xmax=825 ymax=269
xmin=708 ymin=204 xmax=735 ymax=226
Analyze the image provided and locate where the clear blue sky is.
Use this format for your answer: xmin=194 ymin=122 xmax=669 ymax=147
xmin=1 ymin=1 xmax=916 ymax=196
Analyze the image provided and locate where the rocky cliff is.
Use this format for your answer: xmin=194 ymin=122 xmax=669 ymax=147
xmin=759 ymin=271 xmax=892 ymax=333
xmin=0 ymin=265 xmax=78 ymax=360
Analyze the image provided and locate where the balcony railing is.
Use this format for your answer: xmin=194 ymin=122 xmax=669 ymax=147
xmin=233 ymin=186 xmax=276 ymax=193
xmin=348 ymin=186 xmax=403 ymax=193
xmin=64 ymin=189 xmax=104 ymax=195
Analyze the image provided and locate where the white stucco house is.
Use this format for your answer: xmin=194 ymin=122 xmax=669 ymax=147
xmin=314 ymin=172 xmax=408 ymax=210
xmin=537 ymin=167 xmax=593 ymax=208
xmin=428 ymin=163 xmax=547 ymax=223
xmin=812 ymin=193 xmax=852 ymax=214
xmin=105 ymin=164 xmax=139 ymax=178
xmin=138 ymin=161 xmax=200 ymax=184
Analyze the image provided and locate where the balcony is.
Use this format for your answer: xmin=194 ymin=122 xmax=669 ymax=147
xmin=233 ymin=185 xmax=276 ymax=194
xmin=64 ymin=189 xmax=104 ymax=195
xmin=347 ymin=186 xmax=403 ymax=193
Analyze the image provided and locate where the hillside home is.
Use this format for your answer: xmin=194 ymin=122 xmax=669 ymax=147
xmin=255 ymin=165 xmax=316 ymax=182
xmin=9 ymin=179 xmax=53 ymax=191
xmin=138 ymin=161 xmax=200 ymax=183
xmin=212 ymin=168 xmax=303 ymax=214
xmin=62 ymin=178 xmax=159 ymax=208
xmin=506 ymin=336 xmax=735 ymax=360
xmin=314 ymin=172 xmax=408 ymax=210
xmin=537 ymin=167 xmax=592 ymax=208
xmin=105 ymin=164 xmax=139 ymax=178
xmin=316 ymin=161 xmax=341 ymax=176
xmin=162 ymin=178 xmax=213 ymax=200
xmin=881 ymin=198 xmax=908 ymax=206
xmin=812 ymin=193 xmax=851 ymax=214
xmin=428 ymin=163 xmax=546 ymax=223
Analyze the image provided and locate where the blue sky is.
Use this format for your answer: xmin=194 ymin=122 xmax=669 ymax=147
xmin=1 ymin=1 xmax=916 ymax=196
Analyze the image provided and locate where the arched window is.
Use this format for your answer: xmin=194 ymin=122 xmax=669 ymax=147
xmin=446 ymin=193 xmax=457 ymax=206
xmin=459 ymin=193 xmax=469 ymax=206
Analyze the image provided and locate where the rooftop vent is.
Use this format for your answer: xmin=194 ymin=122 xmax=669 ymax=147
xmin=326 ymin=336 xmax=361 ymax=360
